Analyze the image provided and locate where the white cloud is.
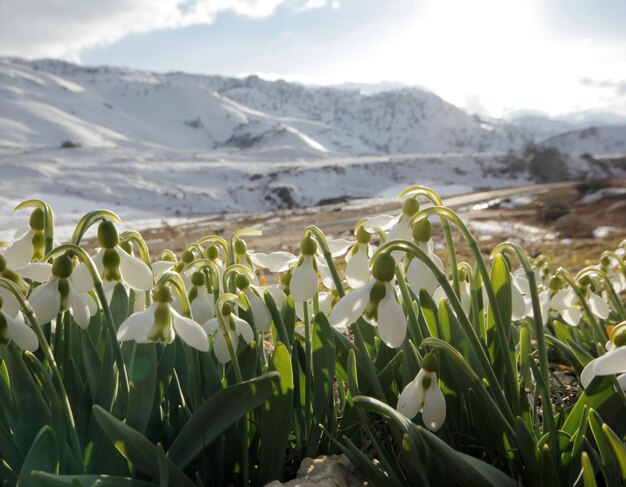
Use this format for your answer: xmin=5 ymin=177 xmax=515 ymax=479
xmin=0 ymin=0 xmax=291 ymax=60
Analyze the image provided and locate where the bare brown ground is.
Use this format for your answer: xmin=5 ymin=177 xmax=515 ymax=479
xmin=133 ymin=179 xmax=626 ymax=272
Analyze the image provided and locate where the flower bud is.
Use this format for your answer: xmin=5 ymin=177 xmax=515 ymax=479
xmin=356 ymin=226 xmax=372 ymax=244
xmin=152 ymin=286 xmax=172 ymax=303
xmin=421 ymin=352 xmax=439 ymax=372
xmin=29 ymin=208 xmax=45 ymax=231
xmin=119 ymin=240 xmax=133 ymax=254
xmin=98 ymin=220 xmax=120 ymax=249
xmin=412 ymin=218 xmax=432 ymax=243
xmin=235 ymin=274 xmax=251 ymax=290
xmin=372 ymin=253 xmax=395 ymax=282
xmin=402 ymin=197 xmax=420 ymax=217
xmin=578 ymin=275 xmax=592 ymax=287
xmin=610 ymin=321 xmax=626 ymax=348
xmin=191 ymin=271 xmax=206 ymax=287
xmin=299 ymin=236 xmax=317 ymax=256
xmin=221 ymin=302 xmax=233 ymax=316
xmin=206 ymin=244 xmax=220 ymax=261
xmin=182 ymin=250 xmax=195 ymax=264
xmin=234 ymin=239 xmax=247 ymax=256
xmin=52 ymin=254 xmax=73 ymax=278
xmin=548 ymin=276 xmax=563 ymax=292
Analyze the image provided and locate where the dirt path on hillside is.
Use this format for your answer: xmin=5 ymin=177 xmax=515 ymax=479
xmin=135 ymin=179 xmax=626 ymax=271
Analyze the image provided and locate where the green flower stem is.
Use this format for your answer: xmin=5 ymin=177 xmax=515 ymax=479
xmin=0 ymin=278 xmax=85 ymax=472
xmin=491 ymin=242 xmax=556 ymax=442
xmin=189 ymin=259 xmax=221 ymax=294
xmin=70 ymin=210 xmax=121 ymax=245
xmin=305 ymin=225 xmax=385 ymax=400
xmin=305 ymin=225 xmax=345 ymax=297
xmin=373 ymin=241 xmax=515 ymax=425
xmin=575 ymin=267 xmax=625 ymax=321
xmin=303 ymin=300 xmax=313 ymax=443
xmin=421 ymin=337 xmax=516 ymax=440
xmin=556 ymin=268 xmax=606 ymax=344
xmin=62 ymin=311 xmax=71 ymax=382
xmin=409 ymin=206 xmax=518 ymax=411
xmin=399 ymin=186 xmax=460 ymax=297
xmin=395 ymin=265 xmax=423 ymax=345
xmin=47 ymin=244 xmax=130 ymax=398
xmin=120 ymin=231 xmax=153 ymax=267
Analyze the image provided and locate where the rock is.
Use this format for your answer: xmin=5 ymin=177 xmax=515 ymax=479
xmin=264 ymin=454 xmax=367 ymax=487
xmin=554 ymin=213 xmax=593 ymax=238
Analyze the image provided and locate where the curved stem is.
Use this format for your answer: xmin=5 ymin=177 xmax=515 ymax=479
xmin=409 ymin=206 xmax=517 ymax=407
xmin=305 ymin=225 xmax=345 ymax=297
xmin=575 ymin=267 xmax=625 ymax=321
xmin=70 ymin=210 xmax=121 ymax=246
xmin=120 ymin=230 xmax=152 ymax=268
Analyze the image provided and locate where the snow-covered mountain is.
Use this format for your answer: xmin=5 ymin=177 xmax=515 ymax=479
xmin=0 ymin=57 xmax=529 ymax=157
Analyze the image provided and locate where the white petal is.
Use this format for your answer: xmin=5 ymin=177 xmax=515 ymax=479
xmin=376 ymin=283 xmax=407 ymax=348
xmin=592 ymin=347 xmax=626 ymax=377
xmin=85 ymin=293 xmax=98 ymax=316
xmin=317 ymin=260 xmax=335 ymax=290
xmin=232 ymin=314 xmax=255 ymax=344
xmin=326 ymin=239 xmax=353 ymax=258
xmin=245 ymin=288 xmax=272 ymax=332
xmin=422 ymin=378 xmax=446 ymax=431
xmin=5 ymin=313 xmax=39 ymax=351
xmin=329 ymin=280 xmax=374 ymax=331
xmin=171 ymin=309 xmax=209 ymax=352
xmin=191 ymin=289 xmax=215 ymax=325
xmin=4 ymin=229 xmax=35 ymax=267
xmin=116 ymin=305 xmax=156 ymax=342
xmin=29 ymin=278 xmax=61 ymax=325
xmin=539 ymin=289 xmax=550 ymax=324
xmin=14 ymin=262 xmax=52 ymax=283
xmin=364 ymin=214 xmax=398 ymax=232
xmin=406 ymin=257 xmax=439 ymax=294
xmin=68 ymin=286 xmax=91 ymax=329
xmin=116 ymin=248 xmax=153 ymax=291
xmin=70 ymin=262 xmax=93 ymax=293
xmin=511 ymin=281 xmax=527 ymax=321
xmin=250 ymin=251 xmax=297 ymax=272
xmin=551 ymin=289 xmax=575 ymax=311
xmin=266 ymin=285 xmax=287 ymax=310
xmin=0 ymin=288 xmax=20 ymax=318
xmin=213 ymin=330 xmax=237 ymax=364
xmin=561 ymin=307 xmax=581 ymax=327
xmin=580 ymin=358 xmax=597 ymax=389
xmin=588 ymin=291 xmax=610 ymax=320
xmin=460 ymin=282 xmax=472 ymax=316
xmin=290 ymin=256 xmax=318 ymax=302
xmin=346 ymin=245 xmax=371 ymax=289
xmin=203 ymin=317 xmax=219 ymax=336
xmin=152 ymin=260 xmax=175 ymax=279
xmin=318 ymin=291 xmax=334 ymax=316
xmin=617 ymin=373 xmax=626 ymax=392
xmin=513 ymin=275 xmax=531 ymax=296
xmin=397 ymin=370 xmax=425 ymax=419
xmin=389 ymin=217 xmax=412 ymax=242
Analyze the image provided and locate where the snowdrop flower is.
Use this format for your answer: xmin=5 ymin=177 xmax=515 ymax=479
xmin=344 ymin=227 xmax=374 ymax=289
xmin=580 ymin=322 xmax=626 ymax=389
xmin=0 ymin=299 xmax=38 ymax=352
xmin=330 ymin=253 xmax=407 ymax=348
xmin=188 ymin=271 xmax=215 ymax=325
xmin=250 ymin=250 xmax=297 ymax=273
xmin=203 ymin=302 xmax=254 ymax=363
xmin=73 ymin=220 xmax=153 ymax=293
xmin=290 ymin=236 xmax=319 ymax=302
xmin=537 ymin=277 xmax=581 ymax=327
xmin=397 ymin=353 xmax=446 ymax=432
xmin=235 ymin=273 xmax=272 ymax=333
xmin=405 ymin=218 xmax=444 ymax=295
xmin=29 ymin=254 xmax=96 ymax=328
xmin=0 ymin=254 xmax=31 ymax=318
xmin=433 ymin=275 xmax=472 ymax=317
xmin=388 ymin=197 xmax=420 ymax=242
xmin=117 ymin=286 xmax=208 ymax=351
xmin=3 ymin=208 xmax=46 ymax=268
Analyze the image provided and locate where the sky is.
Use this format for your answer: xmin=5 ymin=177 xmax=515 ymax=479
xmin=1 ymin=0 xmax=625 ymax=118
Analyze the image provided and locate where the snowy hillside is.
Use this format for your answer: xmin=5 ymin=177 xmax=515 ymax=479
xmin=1 ymin=57 xmax=526 ymax=156
xmin=541 ymin=125 xmax=626 ymax=157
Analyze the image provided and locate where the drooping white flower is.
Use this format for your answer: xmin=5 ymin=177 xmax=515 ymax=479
xmin=580 ymin=322 xmax=626 ymax=389
xmin=290 ymin=236 xmax=320 ymax=302
xmin=72 ymin=220 xmax=153 ymax=293
xmin=250 ymin=251 xmax=297 ymax=273
xmin=117 ymin=286 xmax=208 ymax=351
xmin=235 ymin=273 xmax=272 ymax=333
xmin=188 ymin=271 xmax=215 ymax=325
xmin=405 ymin=218 xmax=443 ymax=295
xmin=3 ymin=208 xmax=47 ymax=268
xmin=203 ymin=303 xmax=254 ymax=363
xmin=330 ymin=253 xmax=407 ymax=348
xmin=0 ymin=297 xmax=38 ymax=352
xmin=343 ymin=227 xmax=374 ymax=289
xmin=397 ymin=353 xmax=446 ymax=432
xmin=29 ymin=254 xmax=96 ymax=329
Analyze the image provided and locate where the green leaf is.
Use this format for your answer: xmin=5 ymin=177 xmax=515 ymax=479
xmin=418 ymin=289 xmax=440 ymax=339
xmin=167 ymin=372 xmax=280 ymax=469
xmin=588 ymin=408 xmax=620 ymax=486
xmin=17 ymin=426 xmax=58 ymax=487
xmin=334 ymin=436 xmax=396 ymax=487
xmin=127 ymin=344 xmax=157 ymax=434
xmin=264 ymin=289 xmax=290 ymax=349
xmin=602 ymin=423 xmax=626 ymax=480
xmin=32 ymin=472 xmax=157 ymax=486
xmin=109 ymin=283 xmax=129 ymax=329
xmin=581 ymin=451 xmax=598 ymax=487
xmin=562 ymin=378 xmax=612 ymax=436
xmin=257 ymin=344 xmax=294 ymax=485
xmin=80 ymin=329 xmax=102 ymax=400
xmin=312 ymin=312 xmax=336 ymax=424
xmin=92 ymin=405 xmax=194 ymax=487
